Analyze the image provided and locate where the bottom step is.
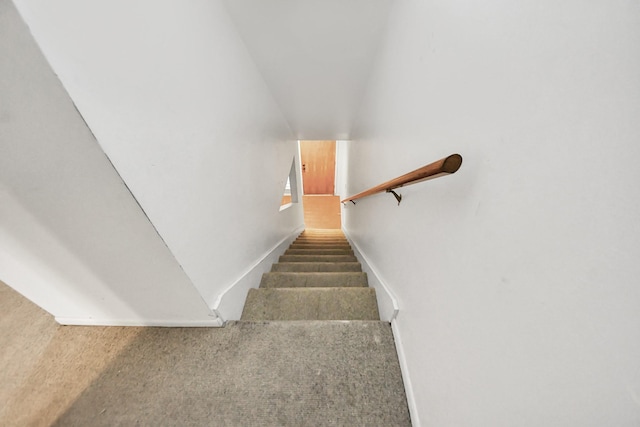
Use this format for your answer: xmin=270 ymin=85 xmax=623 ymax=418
xmin=222 ymin=320 xmax=411 ymax=426
xmin=241 ymin=288 xmax=380 ymax=321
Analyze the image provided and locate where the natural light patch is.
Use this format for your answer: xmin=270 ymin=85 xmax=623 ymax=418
xmin=280 ymin=158 xmax=299 ymax=211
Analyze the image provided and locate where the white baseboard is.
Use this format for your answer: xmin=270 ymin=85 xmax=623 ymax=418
xmin=55 ymin=316 xmax=224 ymax=327
xmin=391 ymin=318 xmax=420 ymax=426
xmin=213 ymin=226 xmax=305 ymax=322
xmin=342 ymin=228 xmax=418 ymax=424
xmin=342 ymin=228 xmax=399 ymax=321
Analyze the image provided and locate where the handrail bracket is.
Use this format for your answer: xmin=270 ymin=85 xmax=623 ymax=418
xmin=387 ymin=189 xmax=402 ymax=205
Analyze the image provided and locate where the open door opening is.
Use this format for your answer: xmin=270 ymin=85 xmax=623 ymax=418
xmin=299 ymin=140 xmax=341 ymax=229
xmin=280 ymin=158 xmax=299 ymax=210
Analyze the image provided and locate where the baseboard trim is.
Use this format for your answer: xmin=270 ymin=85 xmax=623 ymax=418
xmin=391 ymin=318 xmax=420 ymax=426
xmin=343 ymin=228 xmax=418 ymax=423
xmin=213 ymin=226 xmax=305 ymax=322
xmin=342 ymin=228 xmax=399 ymax=321
xmin=55 ymin=316 xmax=224 ymax=327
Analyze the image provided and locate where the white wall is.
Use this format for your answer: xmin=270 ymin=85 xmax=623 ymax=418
xmin=12 ymin=0 xmax=304 ymax=316
xmin=335 ymin=140 xmax=350 ymax=199
xmin=345 ymin=0 xmax=640 ymax=425
xmin=0 ymin=0 xmax=216 ymax=325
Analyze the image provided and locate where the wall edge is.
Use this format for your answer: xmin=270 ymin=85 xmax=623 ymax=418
xmin=213 ymin=225 xmax=305 ymax=321
xmin=342 ymin=227 xmax=399 ymax=321
xmin=55 ymin=316 xmax=224 ymax=327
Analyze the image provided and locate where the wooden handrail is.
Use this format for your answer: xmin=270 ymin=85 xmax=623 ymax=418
xmin=341 ymin=153 xmax=462 ymax=205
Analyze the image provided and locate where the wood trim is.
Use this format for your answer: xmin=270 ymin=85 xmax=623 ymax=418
xmin=341 ymin=154 xmax=462 ymax=203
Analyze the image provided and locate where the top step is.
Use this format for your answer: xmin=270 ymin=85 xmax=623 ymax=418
xmin=298 ymin=234 xmax=346 ymax=240
xmin=300 ymin=229 xmax=345 ymax=234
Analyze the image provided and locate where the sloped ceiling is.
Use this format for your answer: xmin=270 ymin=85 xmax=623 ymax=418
xmin=223 ymin=0 xmax=393 ymax=140
xmin=13 ymin=0 xmax=393 ymax=140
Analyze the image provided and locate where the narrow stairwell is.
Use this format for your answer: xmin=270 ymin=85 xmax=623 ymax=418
xmin=233 ymin=229 xmax=412 ymax=425
xmin=242 ymin=229 xmax=379 ymax=321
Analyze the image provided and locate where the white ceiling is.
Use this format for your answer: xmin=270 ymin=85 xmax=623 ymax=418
xmin=223 ymin=0 xmax=393 ymax=140
xmin=13 ymin=0 xmax=393 ymax=141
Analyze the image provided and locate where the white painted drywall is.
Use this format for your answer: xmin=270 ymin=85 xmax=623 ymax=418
xmin=223 ymin=0 xmax=393 ymax=140
xmin=335 ymin=140 xmax=350 ymax=200
xmin=10 ymin=0 xmax=304 ymax=317
xmin=345 ymin=0 xmax=640 ymax=425
xmin=213 ymin=225 xmax=304 ymax=321
xmin=0 ymin=0 xmax=216 ymax=325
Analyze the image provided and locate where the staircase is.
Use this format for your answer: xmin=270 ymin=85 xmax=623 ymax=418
xmin=234 ymin=229 xmax=412 ymax=425
xmin=242 ymin=229 xmax=379 ymax=321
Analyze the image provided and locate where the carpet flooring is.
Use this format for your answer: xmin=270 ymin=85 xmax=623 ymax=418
xmin=0 ymin=281 xmax=411 ymax=426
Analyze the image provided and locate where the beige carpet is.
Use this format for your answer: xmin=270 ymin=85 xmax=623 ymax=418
xmin=0 ymin=281 xmax=142 ymax=426
xmin=0 ymin=280 xmax=411 ymax=426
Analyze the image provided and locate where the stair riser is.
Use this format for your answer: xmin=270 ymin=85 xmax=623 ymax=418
xmin=271 ymin=263 xmax=362 ymax=272
xmin=241 ymin=288 xmax=380 ymax=321
xmin=279 ymin=255 xmax=358 ymax=262
xmin=260 ymin=272 xmax=368 ymax=288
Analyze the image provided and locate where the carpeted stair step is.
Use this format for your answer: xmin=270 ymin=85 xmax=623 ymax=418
xmin=290 ymin=243 xmax=352 ymax=249
xmin=298 ymin=235 xmax=346 ymax=239
xmin=292 ymin=240 xmax=350 ymax=244
xmin=298 ymin=233 xmax=346 ymax=240
xmin=279 ymin=254 xmax=358 ymax=263
xmin=271 ymin=262 xmax=362 ymax=272
xmin=230 ymin=229 xmax=409 ymax=423
xmin=299 ymin=230 xmax=345 ymax=235
xmin=285 ymin=248 xmax=353 ymax=255
xmin=295 ymin=236 xmax=348 ymax=240
xmin=260 ymin=272 xmax=368 ymax=288
xmin=241 ymin=288 xmax=380 ymax=321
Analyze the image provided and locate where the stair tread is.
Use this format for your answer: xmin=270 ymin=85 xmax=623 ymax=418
xmin=291 ymin=239 xmax=350 ymax=245
xmin=290 ymin=243 xmax=352 ymax=247
xmin=241 ymin=288 xmax=380 ymax=321
xmin=296 ymin=236 xmax=347 ymax=240
xmin=260 ymin=272 xmax=367 ymax=288
xmin=285 ymin=249 xmax=354 ymax=256
xmin=271 ymin=262 xmax=361 ymax=272
xmin=279 ymin=255 xmax=358 ymax=262
xmin=293 ymin=238 xmax=349 ymax=241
